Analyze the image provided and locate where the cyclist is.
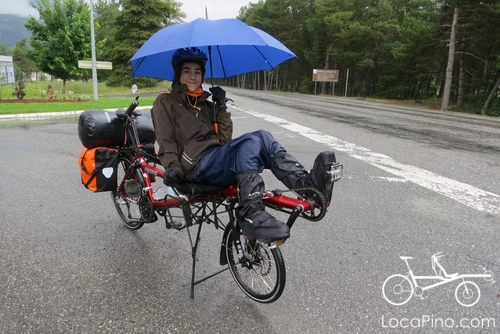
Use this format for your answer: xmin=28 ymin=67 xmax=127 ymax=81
xmin=152 ymin=47 xmax=336 ymax=241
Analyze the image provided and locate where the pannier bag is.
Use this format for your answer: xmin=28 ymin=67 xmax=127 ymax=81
xmin=79 ymin=147 xmax=119 ymax=192
xmin=78 ymin=109 xmax=156 ymax=148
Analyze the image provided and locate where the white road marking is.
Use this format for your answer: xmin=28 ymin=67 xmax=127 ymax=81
xmin=375 ymin=177 xmax=407 ymax=183
xmin=234 ymin=106 xmax=500 ymax=216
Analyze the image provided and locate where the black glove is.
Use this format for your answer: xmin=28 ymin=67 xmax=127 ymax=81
xmin=163 ymin=168 xmax=182 ymax=186
xmin=209 ymin=86 xmax=227 ymax=112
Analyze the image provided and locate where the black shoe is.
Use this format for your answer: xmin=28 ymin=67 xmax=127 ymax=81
xmin=236 ymin=207 xmax=290 ymax=241
xmin=306 ymin=151 xmax=338 ymax=205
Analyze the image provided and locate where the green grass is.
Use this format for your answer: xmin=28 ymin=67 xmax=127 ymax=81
xmin=0 ymin=97 xmax=157 ymax=114
xmin=0 ymin=80 xmax=168 ymax=114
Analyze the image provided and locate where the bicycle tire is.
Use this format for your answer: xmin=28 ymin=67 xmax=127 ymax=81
xmin=225 ymin=224 xmax=286 ymax=303
xmin=455 ymin=281 xmax=480 ymax=307
xmin=382 ymin=274 xmax=413 ymax=306
xmin=111 ymin=154 xmax=144 ymax=230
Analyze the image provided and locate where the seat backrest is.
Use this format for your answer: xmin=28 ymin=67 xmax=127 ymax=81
xmin=432 ymin=254 xmax=449 ymax=277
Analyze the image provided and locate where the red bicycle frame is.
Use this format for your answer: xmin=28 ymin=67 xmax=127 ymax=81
xmin=124 ymin=156 xmax=314 ymax=223
xmin=112 ymin=97 xmax=342 ymax=302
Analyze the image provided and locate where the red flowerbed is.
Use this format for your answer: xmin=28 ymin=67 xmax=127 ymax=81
xmin=0 ymin=99 xmax=84 ymax=103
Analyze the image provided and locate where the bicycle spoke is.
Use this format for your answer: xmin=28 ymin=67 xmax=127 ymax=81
xmin=382 ymin=274 xmax=413 ymax=306
xmin=226 ymin=225 xmax=286 ymax=303
xmin=255 ymin=272 xmax=274 ymax=292
xmin=455 ymin=281 xmax=480 ymax=307
xmin=111 ymin=155 xmax=144 ymax=230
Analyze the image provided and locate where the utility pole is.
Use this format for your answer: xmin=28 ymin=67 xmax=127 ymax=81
xmin=345 ymin=68 xmax=349 ymax=97
xmin=89 ymin=0 xmax=98 ymax=100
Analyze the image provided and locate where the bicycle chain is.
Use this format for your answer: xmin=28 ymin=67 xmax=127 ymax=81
xmin=290 ymin=187 xmax=327 ymax=222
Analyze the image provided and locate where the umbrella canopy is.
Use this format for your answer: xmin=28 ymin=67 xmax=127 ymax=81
xmin=130 ymin=18 xmax=297 ymax=81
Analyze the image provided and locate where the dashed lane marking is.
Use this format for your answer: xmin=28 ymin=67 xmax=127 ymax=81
xmin=234 ymin=105 xmax=500 ymax=216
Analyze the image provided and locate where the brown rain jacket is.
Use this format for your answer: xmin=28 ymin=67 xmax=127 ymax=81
xmin=152 ymin=82 xmax=233 ymax=181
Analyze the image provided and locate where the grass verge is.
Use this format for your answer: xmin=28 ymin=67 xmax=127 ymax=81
xmin=0 ymin=97 xmax=157 ymax=115
xmin=0 ymin=80 xmax=167 ymax=115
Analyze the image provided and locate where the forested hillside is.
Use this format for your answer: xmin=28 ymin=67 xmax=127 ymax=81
xmin=231 ymin=0 xmax=500 ymax=115
xmin=0 ymin=14 xmax=31 ymax=50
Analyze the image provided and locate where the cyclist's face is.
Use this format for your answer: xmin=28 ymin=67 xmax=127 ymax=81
xmin=180 ymin=62 xmax=203 ymax=92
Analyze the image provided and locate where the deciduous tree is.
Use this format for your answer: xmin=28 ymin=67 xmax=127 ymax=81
xmin=25 ymin=0 xmax=92 ymax=92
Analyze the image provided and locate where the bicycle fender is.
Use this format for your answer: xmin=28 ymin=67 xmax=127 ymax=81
xmin=219 ymin=225 xmax=232 ymax=266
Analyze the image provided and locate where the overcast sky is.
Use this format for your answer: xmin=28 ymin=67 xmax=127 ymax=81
xmin=0 ymin=0 xmax=257 ymax=22
xmin=0 ymin=0 xmax=39 ymax=17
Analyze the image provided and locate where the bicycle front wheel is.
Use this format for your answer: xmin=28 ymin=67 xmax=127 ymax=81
xmin=455 ymin=281 xmax=480 ymax=307
xmin=225 ymin=225 xmax=286 ymax=303
xmin=382 ymin=274 xmax=413 ymax=306
xmin=111 ymin=155 xmax=144 ymax=230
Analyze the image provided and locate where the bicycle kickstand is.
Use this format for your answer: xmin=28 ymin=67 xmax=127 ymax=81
xmin=184 ymin=201 xmax=228 ymax=299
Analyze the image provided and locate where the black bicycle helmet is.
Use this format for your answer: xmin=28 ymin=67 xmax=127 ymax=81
xmin=172 ymin=47 xmax=208 ymax=82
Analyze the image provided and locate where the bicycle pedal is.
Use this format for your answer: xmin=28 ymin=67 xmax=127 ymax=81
xmin=142 ymin=214 xmax=158 ymax=223
xmin=327 ymin=163 xmax=343 ymax=183
xmin=165 ymin=220 xmax=186 ymax=230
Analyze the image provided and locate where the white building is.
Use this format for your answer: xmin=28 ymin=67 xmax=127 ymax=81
xmin=0 ymin=55 xmax=15 ymax=84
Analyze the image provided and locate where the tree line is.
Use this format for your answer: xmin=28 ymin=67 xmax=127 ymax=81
xmin=2 ymin=0 xmax=499 ymax=116
xmin=235 ymin=0 xmax=500 ymax=115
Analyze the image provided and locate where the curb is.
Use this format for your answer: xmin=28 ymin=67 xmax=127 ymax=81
xmin=0 ymin=110 xmax=86 ymax=120
xmin=0 ymin=106 xmax=154 ymax=121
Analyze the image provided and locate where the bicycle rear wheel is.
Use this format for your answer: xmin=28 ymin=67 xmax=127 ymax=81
xmin=225 ymin=225 xmax=286 ymax=303
xmin=111 ymin=155 xmax=144 ymax=230
xmin=382 ymin=274 xmax=413 ymax=306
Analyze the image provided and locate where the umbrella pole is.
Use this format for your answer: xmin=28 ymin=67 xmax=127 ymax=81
xmin=208 ymin=45 xmax=220 ymax=142
xmin=208 ymin=45 xmax=214 ymax=89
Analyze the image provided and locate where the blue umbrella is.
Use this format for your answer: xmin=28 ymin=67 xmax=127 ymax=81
xmin=130 ymin=18 xmax=297 ymax=81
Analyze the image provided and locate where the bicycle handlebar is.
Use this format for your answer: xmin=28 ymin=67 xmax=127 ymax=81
xmin=125 ymin=96 xmax=141 ymax=116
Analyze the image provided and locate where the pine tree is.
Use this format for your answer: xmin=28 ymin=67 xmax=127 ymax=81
xmin=105 ymin=0 xmax=183 ymax=87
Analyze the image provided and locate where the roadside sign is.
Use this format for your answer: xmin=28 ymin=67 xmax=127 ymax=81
xmin=312 ymin=69 xmax=339 ymax=82
xmin=78 ymin=60 xmax=113 ymax=70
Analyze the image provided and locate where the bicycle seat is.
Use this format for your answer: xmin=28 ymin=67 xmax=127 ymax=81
xmin=173 ymin=183 xmax=226 ymax=197
xmin=400 ymin=256 xmax=413 ymax=260
xmin=431 ymin=254 xmax=458 ymax=279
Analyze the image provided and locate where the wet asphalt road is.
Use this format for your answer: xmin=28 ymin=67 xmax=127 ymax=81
xmin=1 ymin=89 xmax=499 ymax=333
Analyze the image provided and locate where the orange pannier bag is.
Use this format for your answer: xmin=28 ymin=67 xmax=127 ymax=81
xmin=79 ymin=147 xmax=119 ymax=192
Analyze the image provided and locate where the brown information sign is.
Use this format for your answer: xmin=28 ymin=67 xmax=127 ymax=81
xmin=312 ymin=69 xmax=339 ymax=82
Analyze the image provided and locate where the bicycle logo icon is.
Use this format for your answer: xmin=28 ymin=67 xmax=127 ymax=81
xmin=383 ymin=253 xmax=495 ymax=307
